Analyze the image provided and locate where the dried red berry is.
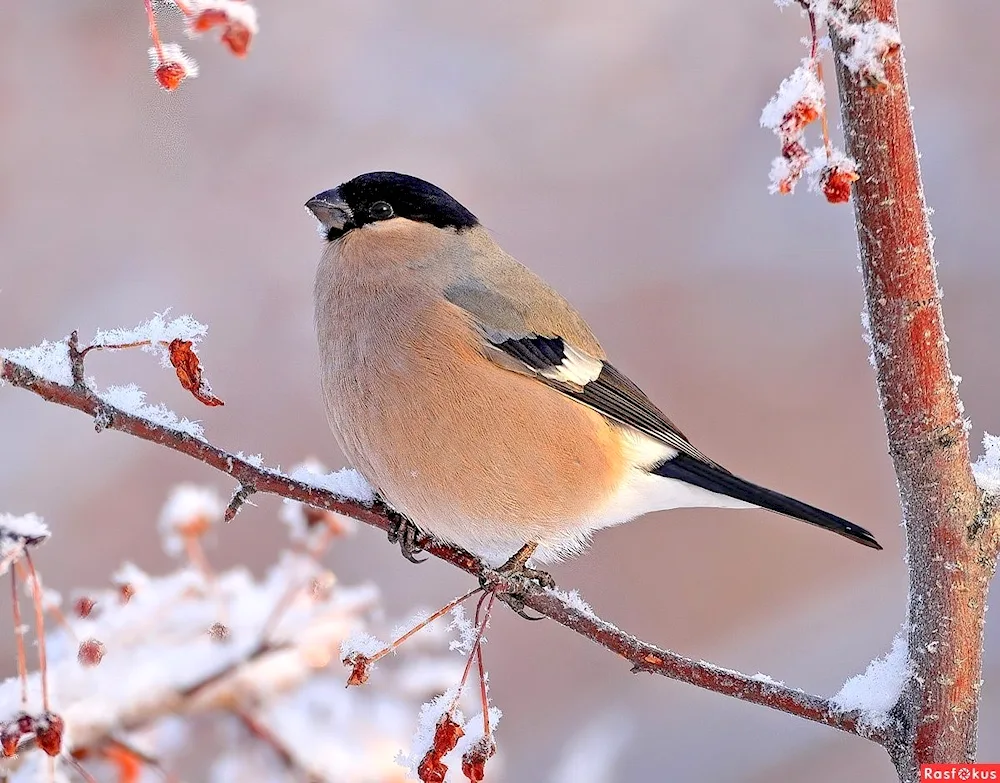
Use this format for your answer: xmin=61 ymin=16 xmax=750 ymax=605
xmin=74 ymin=596 xmax=96 ymax=618
xmin=344 ymin=653 xmax=372 ymax=687
xmin=461 ymin=737 xmax=495 ymax=782
xmin=821 ymin=165 xmax=860 ymax=204
xmin=190 ymin=9 xmax=229 ymax=32
xmin=78 ymin=638 xmax=106 ymax=667
xmin=1 ymin=724 xmax=21 ymax=756
xmin=221 ymin=23 xmax=253 ymax=57
xmin=208 ymin=622 xmax=230 ymax=641
xmin=34 ymin=712 xmax=64 ymax=756
xmin=155 ymin=62 xmax=187 ymax=91
xmin=417 ymin=715 xmax=465 ymax=783
xmin=118 ymin=582 xmax=135 ymax=604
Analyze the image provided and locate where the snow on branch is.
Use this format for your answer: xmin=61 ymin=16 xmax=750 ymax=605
xmin=830 ymin=632 xmax=910 ymax=733
xmin=0 ymin=320 xmax=887 ymax=755
xmin=762 ymin=0 xmax=899 ymax=201
xmin=0 ymin=495 xmax=474 ymax=780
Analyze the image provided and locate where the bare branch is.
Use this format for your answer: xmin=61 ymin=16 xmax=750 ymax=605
xmin=1 ymin=354 xmax=882 ymax=742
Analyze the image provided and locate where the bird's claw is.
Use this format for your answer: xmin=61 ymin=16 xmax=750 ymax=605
xmin=480 ymin=556 xmax=555 ymax=621
xmin=386 ymin=510 xmax=427 ymax=564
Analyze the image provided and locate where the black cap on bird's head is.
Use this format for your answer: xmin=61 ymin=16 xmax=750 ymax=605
xmin=305 ymin=172 xmax=479 ymax=242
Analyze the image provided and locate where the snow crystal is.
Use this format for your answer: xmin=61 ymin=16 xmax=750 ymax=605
xmin=547 ymin=587 xmax=595 ymax=618
xmin=447 ymin=605 xmax=479 ymax=655
xmin=158 ymin=484 xmax=224 ymax=557
xmin=389 ymin=610 xmax=433 ymax=646
xmin=767 ymin=157 xmax=795 ymax=196
xmin=340 ymin=631 xmax=386 ymax=660
xmin=830 ymin=632 xmax=910 ymax=729
xmin=860 ymin=308 xmax=893 ymax=369
xmin=750 ymin=672 xmax=786 ymax=687
xmin=100 ymin=383 xmax=205 ymax=439
xmin=397 ymin=686 xmax=461 ymax=777
xmin=0 ymin=339 xmax=73 ymax=385
xmin=280 ymin=459 xmax=360 ymax=543
xmin=234 ymin=451 xmax=265 ymax=468
xmin=759 ymin=63 xmax=825 ymax=132
xmin=840 ymin=20 xmax=901 ymax=83
xmin=92 ymin=312 xmax=208 ymax=367
xmin=288 ymin=463 xmax=375 ymax=505
xmin=0 ymin=513 xmax=51 ymax=576
xmin=972 ymin=433 xmax=1000 ymax=495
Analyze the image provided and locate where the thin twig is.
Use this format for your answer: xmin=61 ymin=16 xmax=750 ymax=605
xmin=225 ymin=483 xmax=256 ymax=522
xmin=143 ymin=0 xmax=165 ymax=62
xmin=10 ymin=571 xmax=28 ymax=706
xmin=23 ymin=553 xmax=50 ymax=712
xmin=0 ymin=356 xmax=881 ymax=742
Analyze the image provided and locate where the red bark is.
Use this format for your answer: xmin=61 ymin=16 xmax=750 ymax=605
xmin=830 ymin=0 xmax=1000 ymax=775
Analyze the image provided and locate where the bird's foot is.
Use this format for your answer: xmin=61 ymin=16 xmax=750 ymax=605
xmin=480 ymin=543 xmax=554 ymax=620
xmin=385 ymin=508 xmax=427 ymax=564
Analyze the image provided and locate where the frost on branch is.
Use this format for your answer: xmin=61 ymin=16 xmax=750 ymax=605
xmin=0 ymin=487 xmax=467 ymax=781
xmin=835 ymin=18 xmax=901 ymax=88
xmin=0 ymin=312 xmax=224 ymax=439
xmin=100 ymin=383 xmax=206 ymax=439
xmin=972 ymin=432 xmax=1000 ymax=495
xmin=281 ymin=459 xmax=369 ymax=547
xmin=781 ymin=2 xmax=901 ymax=88
xmin=830 ymin=632 xmax=910 ymax=732
xmin=0 ymin=341 xmax=72 ymax=386
xmin=287 ymin=460 xmax=376 ymax=505
xmin=93 ymin=312 xmax=207 ymax=363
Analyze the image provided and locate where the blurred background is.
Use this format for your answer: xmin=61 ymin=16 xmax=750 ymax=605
xmin=2 ymin=1 xmax=998 ymax=780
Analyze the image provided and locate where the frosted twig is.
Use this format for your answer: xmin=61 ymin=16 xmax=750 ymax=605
xmin=225 ymin=483 xmax=257 ymax=522
xmin=823 ymin=0 xmax=999 ymax=773
xmin=1 ymin=347 xmax=884 ymax=742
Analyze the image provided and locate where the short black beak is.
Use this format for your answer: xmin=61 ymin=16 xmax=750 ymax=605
xmin=305 ymin=188 xmax=354 ymax=238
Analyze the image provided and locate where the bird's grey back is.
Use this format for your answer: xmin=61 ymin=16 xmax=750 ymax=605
xmin=439 ymin=228 xmax=606 ymax=358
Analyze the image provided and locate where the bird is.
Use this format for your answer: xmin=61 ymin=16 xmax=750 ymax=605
xmin=306 ymin=172 xmax=881 ymax=605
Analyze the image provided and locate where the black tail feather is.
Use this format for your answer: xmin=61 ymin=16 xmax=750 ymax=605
xmin=651 ymin=453 xmax=882 ymax=550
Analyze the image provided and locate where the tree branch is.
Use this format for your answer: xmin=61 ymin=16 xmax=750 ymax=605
xmin=830 ymin=0 xmax=1000 ymax=775
xmin=1 ymin=354 xmax=882 ymax=743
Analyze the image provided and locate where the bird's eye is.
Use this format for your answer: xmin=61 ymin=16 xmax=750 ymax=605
xmin=370 ymin=201 xmax=394 ymax=221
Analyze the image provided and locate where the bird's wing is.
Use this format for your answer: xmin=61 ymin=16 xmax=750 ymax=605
xmin=444 ymin=279 xmax=721 ymax=467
